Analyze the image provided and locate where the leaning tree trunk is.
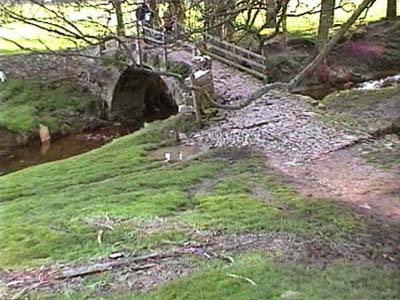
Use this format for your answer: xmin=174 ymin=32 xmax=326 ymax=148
xmin=202 ymin=0 xmax=378 ymax=111
xmin=386 ymin=0 xmax=397 ymax=20
xmin=289 ymin=0 xmax=376 ymax=88
xmin=318 ymin=0 xmax=335 ymax=48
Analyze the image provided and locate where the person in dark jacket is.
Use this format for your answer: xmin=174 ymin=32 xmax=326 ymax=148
xmin=135 ymin=3 xmax=150 ymax=23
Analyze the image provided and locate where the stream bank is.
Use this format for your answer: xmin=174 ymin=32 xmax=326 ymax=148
xmin=261 ymin=20 xmax=400 ymax=99
xmin=0 ymin=122 xmax=141 ymax=175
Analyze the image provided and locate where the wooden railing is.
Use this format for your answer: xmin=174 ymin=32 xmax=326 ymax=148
xmin=199 ymin=34 xmax=268 ymax=81
xmin=139 ymin=24 xmax=268 ymax=81
xmin=141 ymin=25 xmax=166 ymax=44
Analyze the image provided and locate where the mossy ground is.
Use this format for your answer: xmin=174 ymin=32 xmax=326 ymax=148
xmin=0 ymin=79 xmax=100 ymax=137
xmin=321 ymin=86 xmax=400 ymax=169
xmin=323 ymin=86 xmax=400 ymax=115
xmin=1 ymin=116 xmax=399 ymax=299
xmin=131 ymin=255 xmax=400 ymax=300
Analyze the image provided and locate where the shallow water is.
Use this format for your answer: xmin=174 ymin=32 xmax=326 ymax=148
xmin=357 ymin=74 xmax=400 ymax=90
xmin=297 ymin=73 xmax=400 ymax=100
xmin=150 ymin=144 xmax=209 ymax=162
xmin=0 ymin=123 xmax=140 ymax=175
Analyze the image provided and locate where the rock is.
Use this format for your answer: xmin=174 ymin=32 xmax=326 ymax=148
xmin=38 ymin=124 xmax=51 ymax=143
xmin=179 ymin=105 xmax=194 ymax=114
xmin=359 ymin=203 xmax=372 ymax=210
xmin=178 ymin=133 xmax=188 ymax=141
xmin=16 ymin=132 xmax=31 ymax=145
xmin=281 ymin=290 xmax=302 ymax=299
xmin=60 ymin=123 xmax=71 ymax=136
xmin=109 ymin=252 xmax=124 ymax=259
xmin=0 ymin=70 xmax=7 ymax=82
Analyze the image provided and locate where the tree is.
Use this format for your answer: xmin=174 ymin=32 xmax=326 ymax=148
xmin=318 ymin=0 xmax=335 ymax=48
xmin=111 ymin=0 xmax=126 ymax=36
xmin=386 ymin=0 xmax=397 ymax=20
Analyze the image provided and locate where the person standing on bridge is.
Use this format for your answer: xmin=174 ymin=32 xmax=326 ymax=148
xmin=135 ymin=3 xmax=154 ymax=26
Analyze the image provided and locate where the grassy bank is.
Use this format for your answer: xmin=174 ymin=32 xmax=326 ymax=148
xmin=0 ymin=79 xmax=99 ymax=138
xmin=1 ymin=116 xmax=399 ymax=299
xmin=132 ymin=255 xmax=400 ymax=300
xmin=321 ymin=86 xmax=400 ymax=170
xmin=0 ymin=116 xmax=362 ymax=268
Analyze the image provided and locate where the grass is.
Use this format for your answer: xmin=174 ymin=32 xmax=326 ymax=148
xmin=0 ymin=79 xmax=99 ymax=136
xmin=36 ymin=254 xmax=400 ymax=300
xmin=0 ymin=115 xmax=363 ymax=268
xmin=323 ymin=86 xmax=400 ymax=113
xmin=0 ymin=37 xmax=79 ymax=55
xmin=234 ymin=0 xmax=388 ymax=39
xmin=363 ymin=143 xmax=400 ymax=170
xmin=134 ymin=254 xmax=400 ymax=300
xmin=320 ymin=86 xmax=400 ymax=136
xmin=284 ymin=0 xmax=388 ymax=35
xmin=1 ymin=116 xmax=399 ymax=299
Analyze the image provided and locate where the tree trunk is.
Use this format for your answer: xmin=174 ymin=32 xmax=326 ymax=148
xmin=170 ymin=0 xmax=186 ymax=25
xmin=290 ymin=0 xmax=376 ymax=88
xmin=386 ymin=0 xmax=397 ymax=20
xmin=318 ymin=0 xmax=335 ymax=48
xmin=222 ymin=0 xmax=236 ymax=39
xmin=149 ymin=0 xmax=161 ymax=27
xmin=204 ymin=0 xmax=238 ymax=38
xmin=281 ymin=1 xmax=288 ymax=33
xmin=203 ymin=0 xmax=213 ymax=33
xmin=111 ymin=0 xmax=125 ymax=36
xmin=265 ymin=0 xmax=277 ymax=28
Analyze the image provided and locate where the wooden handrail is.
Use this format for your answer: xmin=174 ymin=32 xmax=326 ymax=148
xmin=205 ymin=43 xmax=266 ymax=71
xmin=204 ymin=34 xmax=265 ymax=61
xmin=201 ymin=49 xmax=267 ymax=81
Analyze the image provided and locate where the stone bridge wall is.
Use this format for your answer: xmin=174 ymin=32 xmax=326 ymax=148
xmin=0 ymin=47 xmax=119 ymax=111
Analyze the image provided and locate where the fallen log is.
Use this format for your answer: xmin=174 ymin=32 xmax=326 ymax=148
xmin=58 ymin=253 xmax=159 ymax=279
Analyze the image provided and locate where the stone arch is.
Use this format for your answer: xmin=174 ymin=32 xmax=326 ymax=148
xmin=109 ymin=67 xmax=178 ymax=121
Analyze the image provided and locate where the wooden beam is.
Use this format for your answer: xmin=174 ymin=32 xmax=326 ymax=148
xmin=204 ymin=34 xmax=266 ymax=61
xmin=143 ymin=36 xmax=164 ymax=45
xmin=142 ymin=25 xmax=165 ymax=36
xmin=206 ymin=43 xmax=266 ymax=71
xmin=201 ymin=49 xmax=268 ymax=81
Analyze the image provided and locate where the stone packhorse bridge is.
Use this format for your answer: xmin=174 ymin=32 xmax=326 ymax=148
xmin=0 ymin=42 xmax=211 ymax=122
xmin=0 ymin=29 xmax=268 ymax=122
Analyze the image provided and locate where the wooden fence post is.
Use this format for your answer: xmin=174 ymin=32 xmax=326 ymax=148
xmin=135 ymin=21 xmax=143 ymax=66
xmin=161 ymin=32 xmax=168 ymax=71
xmin=190 ymin=74 xmax=202 ymax=123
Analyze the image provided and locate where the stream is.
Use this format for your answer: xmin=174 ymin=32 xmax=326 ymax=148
xmin=0 ymin=123 xmax=141 ymax=175
xmin=297 ymin=73 xmax=400 ymax=99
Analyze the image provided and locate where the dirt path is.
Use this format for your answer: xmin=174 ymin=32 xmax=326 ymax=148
xmin=189 ymin=62 xmax=400 ymax=223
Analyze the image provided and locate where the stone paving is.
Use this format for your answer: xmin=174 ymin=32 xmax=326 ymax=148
xmin=189 ymin=62 xmax=361 ymax=164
